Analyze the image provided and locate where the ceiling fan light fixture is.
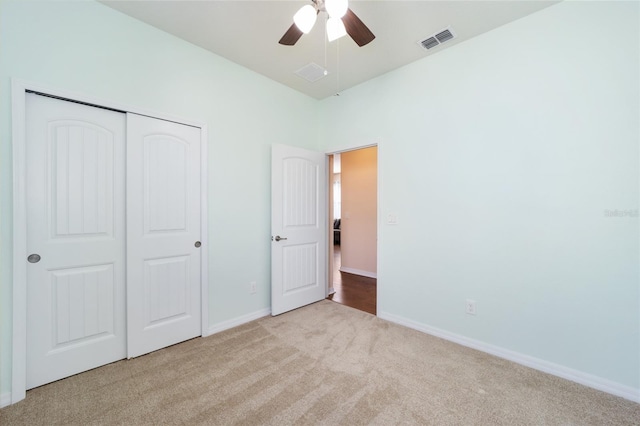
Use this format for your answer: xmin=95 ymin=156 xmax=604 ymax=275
xmin=326 ymin=16 xmax=347 ymax=42
xmin=293 ymin=5 xmax=317 ymax=34
xmin=325 ymin=0 xmax=348 ymax=19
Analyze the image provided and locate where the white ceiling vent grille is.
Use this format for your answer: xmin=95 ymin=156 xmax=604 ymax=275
xmin=419 ymin=27 xmax=456 ymax=51
xmin=294 ymin=62 xmax=328 ymax=83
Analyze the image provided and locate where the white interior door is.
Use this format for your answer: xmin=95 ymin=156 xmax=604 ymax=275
xmin=271 ymin=144 xmax=327 ymax=315
xmin=126 ymin=113 xmax=202 ymax=358
xmin=25 ymin=93 xmax=127 ymax=389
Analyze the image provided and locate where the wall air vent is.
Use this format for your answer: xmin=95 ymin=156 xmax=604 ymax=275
xmin=419 ymin=27 xmax=456 ymax=51
xmin=294 ymin=62 xmax=328 ymax=83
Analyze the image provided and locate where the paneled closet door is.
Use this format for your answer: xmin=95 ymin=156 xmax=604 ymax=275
xmin=25 ymin=94 xmax=203 ymax=389
xmin=126 ymin=113 xmax=202 ymax=358
xmin=25 ymin=93 xmax=127 ymax=389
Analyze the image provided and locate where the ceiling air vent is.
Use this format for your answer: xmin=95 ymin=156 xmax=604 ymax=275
xmin=435 ymin=29 xmax=454 ymax=43
xmin=420 ymin=37 xmax=439 ymax=50
xmin=419 ymin=27 xmax=456 ymax=51
xmin=294 ymin=62 xmax=328 ymax=83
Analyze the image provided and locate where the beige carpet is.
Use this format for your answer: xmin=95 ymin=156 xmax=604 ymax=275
xmin=1 ymin=300 xmax=638 ymax=425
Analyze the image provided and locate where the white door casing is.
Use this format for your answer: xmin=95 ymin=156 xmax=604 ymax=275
xmin=25 ymin=93 xmax=127 ymax=389
xmin=271 ymin=144 xmax=327 ymax=316
xmin=126 ymin=113 xmax=202 ymax=358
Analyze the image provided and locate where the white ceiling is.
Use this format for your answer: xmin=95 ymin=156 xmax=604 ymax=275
xmin=101 ymin=1 xmax=558 ymax=100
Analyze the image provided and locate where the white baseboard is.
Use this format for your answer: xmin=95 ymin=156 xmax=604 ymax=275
xmin=340 ymin=267 xmax=377 ymax=279
xmin=206 ymin=307 xmax=271 ymax=336
xmin=1 ymin=392 xmax=11 ymax=408
xmin=378 ymin=311 xmax=640 ymax=403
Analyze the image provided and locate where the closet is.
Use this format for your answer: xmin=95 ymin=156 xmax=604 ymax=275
xmin=24 ymin=93 xmax=202 ymax=389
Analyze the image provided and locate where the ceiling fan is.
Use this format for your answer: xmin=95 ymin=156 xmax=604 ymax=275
xmin=279 ymin=0 xmax=375 ymax=47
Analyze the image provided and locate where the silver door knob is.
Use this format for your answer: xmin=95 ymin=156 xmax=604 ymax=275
xmin=274 ymin=236 xmax=288 ymax=242
xmin=195 ymin=241 xmax=201 ymax=248
xmin=27 ymin=254 xmax=41 ymax=263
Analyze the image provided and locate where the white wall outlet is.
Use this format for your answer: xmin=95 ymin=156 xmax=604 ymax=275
xmin=387 ymin=213 xmax=398 ymax=225
xmin=465 ymin=299 xmax=477 ymax=315
xmin=250 ymin=281 xmax=257 ymax=294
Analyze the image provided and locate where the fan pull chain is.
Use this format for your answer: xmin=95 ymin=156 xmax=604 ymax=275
xmin=335 ymin=38 xmax=340 ymax=96
xmin=324 ymin=17 xmax=328 ymax=75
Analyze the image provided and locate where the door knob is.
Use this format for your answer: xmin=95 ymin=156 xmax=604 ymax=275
xmin=274 ymin=236 xmax=288 ymax=242
xmin=27 ymin=254 xmax=41 ymax=263
xmin=194 ymin=241 xmax=201 ymax=248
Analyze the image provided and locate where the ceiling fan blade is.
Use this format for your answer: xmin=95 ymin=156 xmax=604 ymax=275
xmin=279 ymin=23 xmax=304 ymax=46
xmin=342 ymin=8 xmax=375 ymax=47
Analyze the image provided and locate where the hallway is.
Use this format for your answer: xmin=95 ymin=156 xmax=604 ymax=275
xmin=327 ymin=245 xmax=377 ymax=315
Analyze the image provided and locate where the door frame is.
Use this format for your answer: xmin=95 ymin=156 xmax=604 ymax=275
xmin=10 ymin=79 xmax=209 ymax=403
xmin=325 ymin=140 xmax=381 ymax=311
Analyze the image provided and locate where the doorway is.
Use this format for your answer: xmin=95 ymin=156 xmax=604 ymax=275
xmin=327 ymin=146 xmax=377 ymax=315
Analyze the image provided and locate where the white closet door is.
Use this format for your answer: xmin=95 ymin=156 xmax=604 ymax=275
xmin=126 ymin=113 xmax=202 ymax=358
xmin=25 ymin=93 xmax=127 ymax=389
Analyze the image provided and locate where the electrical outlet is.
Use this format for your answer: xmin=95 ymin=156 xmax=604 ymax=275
xmin=250 ymin=281 xmax=257 ymax=294
xmin=465 ymin=299 xmax=477 ymax=315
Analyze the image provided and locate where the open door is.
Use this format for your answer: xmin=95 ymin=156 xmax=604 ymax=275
xmin=271 ymin=144 xmax=327 ymax=315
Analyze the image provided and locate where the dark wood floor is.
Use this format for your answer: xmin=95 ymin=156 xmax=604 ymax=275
xmin=327 ymin=245 xmax=377 ymax=315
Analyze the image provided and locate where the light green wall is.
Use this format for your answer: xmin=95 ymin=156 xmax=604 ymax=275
xmin=319 ymin=1 xmax=639 ymax=389
xmin=1 ymin=0 xmax=638 ymax=400
xmin=0 ymin=0 xmax=318 ymax=395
